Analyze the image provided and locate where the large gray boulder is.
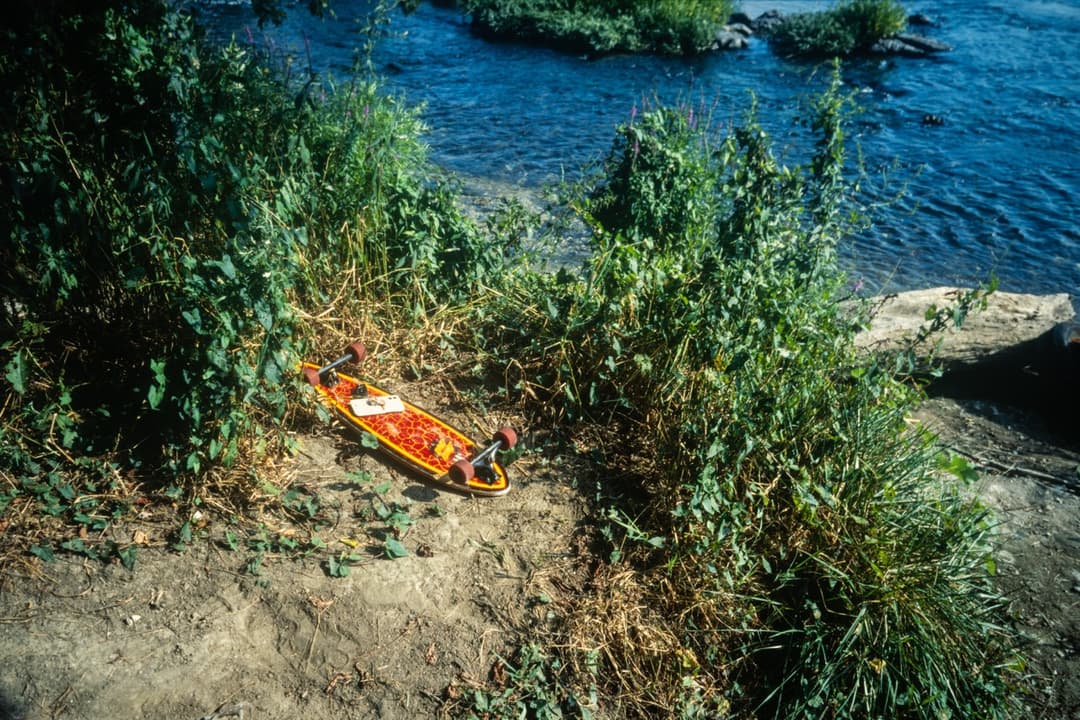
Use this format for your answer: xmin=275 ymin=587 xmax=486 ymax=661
xmin=751 ymin=9 xmax=785 ymax=34
xmin=713 ymin=26 xmax=750 ymax=50
xmin=856 ymin=287 xmax=1078 ymax=438
xmin=856 ymin=287 xmax=1074 ymax=364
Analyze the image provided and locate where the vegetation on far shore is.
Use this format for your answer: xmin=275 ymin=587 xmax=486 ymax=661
xmin=463 ymin=0 xmax=735 ymax=55
xmin=766 ymin=0 xmax=909 ymax=58
xmin=460 ymin=0 xmax=911 ymax=58
xmin=2 ymin=1 xmax=1017 ymax=718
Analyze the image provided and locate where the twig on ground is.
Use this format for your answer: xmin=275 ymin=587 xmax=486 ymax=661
xmin=199 ymin=701 xmax=247 ymax=720
xmin=949 ymin=445 xmax=1063 ymax=483
xmin=305 ymin=596 xmax=335 ymax=672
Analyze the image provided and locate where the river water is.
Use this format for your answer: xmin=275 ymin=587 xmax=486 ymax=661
xmin=199 ymin=0 xmax=1079 ymax=301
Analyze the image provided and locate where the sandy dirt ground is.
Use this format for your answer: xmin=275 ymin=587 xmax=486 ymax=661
xmin=0 ymin=381 xmax=592 ymax=720
xmin=0 ymin=389 xmax=1077 ymax=719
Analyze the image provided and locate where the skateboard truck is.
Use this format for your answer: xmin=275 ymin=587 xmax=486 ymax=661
xmin=449 ymin=427 xmax=517 ymax=486
xmin=303 ymin=343 xmax=366 ymax=388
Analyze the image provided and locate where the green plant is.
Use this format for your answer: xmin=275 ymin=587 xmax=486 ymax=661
xmin=463 ymin=0 xmax=734 ymax=55
xmin=2 ymin=3 xmax=307 ymax=482
xmin=768 ymin=0 xmax=909 ymax=58
xmin=479 ymin=67 xmax=1016 ymax=718
xmin=383 ymin=537 xmax=409 ymax=559
xmin=327 ymin=550 xmax=364 ymax=576
xmin=458 ymin=644 xmax=597 ymax=719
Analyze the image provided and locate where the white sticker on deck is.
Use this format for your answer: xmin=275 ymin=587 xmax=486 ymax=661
xmin=349 ymin=395 xmax=405 ymax=417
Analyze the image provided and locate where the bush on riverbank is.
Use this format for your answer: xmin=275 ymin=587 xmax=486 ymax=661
xmin=767 ymin=0 xmax=909 ymax=58
xmin=463 ymin=0 xmax=735 ymax=55
xmin=464 ymin=73 xmax=1016 ymax=718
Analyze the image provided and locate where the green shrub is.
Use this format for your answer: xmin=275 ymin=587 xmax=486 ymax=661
xmin=484 ymin=68 xmax=1016 ymax=718
xmin=642 ymin=0 xmax=734 ymax=55
xmin=840 ymin=0 xmax=910 ymax=44
xmin=769 ymin=0 xmax=908 ymax=58
xmin=301 ymin=77 xmax=509 ymax=307
xmin=2 ymin=4 xmax=300 ymax=479
xmin=464 ymin=0 xmax=735 ymax=55
xmin=1 ymin=0 xmax=512 ymax=525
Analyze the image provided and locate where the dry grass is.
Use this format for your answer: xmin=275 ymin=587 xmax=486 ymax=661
xmin=562 ymin=566 xmax=691 ymax=716
xmin=537 ymin=555 xmax=757 ymax=718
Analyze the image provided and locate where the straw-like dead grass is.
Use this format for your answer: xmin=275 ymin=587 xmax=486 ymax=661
xmin=563 ymin=566 xmax=695 ymax=716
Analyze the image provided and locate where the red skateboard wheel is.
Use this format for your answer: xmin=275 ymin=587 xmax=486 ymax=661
xmin=493 ymin=427 xmax=517 ymax=450
xmin=449 ymin=459 xmax=475 ymax=483
xmin=345 ymin=342 xmax=366 ymax=363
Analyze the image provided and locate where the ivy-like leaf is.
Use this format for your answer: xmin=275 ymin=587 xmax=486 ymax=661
xmin=3 ymin=352 xmax=26 ymax=394
xmin=29 ymin=544 xmax=56 ymax=563
xmin=148 ymin=359 xmax=167 ymax=410
xmin=384 ymin=538 xmax=408 ymax=559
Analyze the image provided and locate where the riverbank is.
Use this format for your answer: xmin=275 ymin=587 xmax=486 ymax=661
xmin=1 ymin=288 xmax=1076 ymax=719
xmin=916 ymin=396 xmax=1079 ymax=718
xmin=0 ymin=366 xmax=1076 ymax=719
xmin=869 ymin=287 xmax=1079 ymax=717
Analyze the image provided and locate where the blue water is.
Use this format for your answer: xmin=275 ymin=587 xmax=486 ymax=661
xmin=198 ymin=0 xmax=1080 ymax=302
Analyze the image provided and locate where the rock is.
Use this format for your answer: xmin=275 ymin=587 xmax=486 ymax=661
xmin=870 ymin=33 xmax=952 ymax=57
xmin=894 ymin=33 xmax=953 ymax=53
xmin=725 ymin=23 xmax=753 ymax=38
xmin=752 ymin=10 xmax=785 ymax=34
xmin=728 ymin=11 xmax=754 ymax=27
xmin=1048 ymin=321 xmax=1080 ymax=377
xmin=855 ymin=287 xmax=1075 ymax=364
xmin=713 ymin=29 xmax=749 ymax=50
xmin=871 ymin=37 xmax=928 ymax=56
xmin=908 ymin=12 xmax=938 ymax=27
xmin=856 ymin=288 xmax=1078 ymax=440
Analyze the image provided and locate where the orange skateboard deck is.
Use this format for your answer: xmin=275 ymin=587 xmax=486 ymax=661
xmin=302 ymin=344 xmax=514 ymax=497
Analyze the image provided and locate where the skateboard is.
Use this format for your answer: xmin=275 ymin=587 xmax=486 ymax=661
xmin=302 ymin=343 xmax=516 ymax=497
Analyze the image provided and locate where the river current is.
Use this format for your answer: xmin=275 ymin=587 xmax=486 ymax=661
xmin=199 ymin=0 xmax=1079 ymax=301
